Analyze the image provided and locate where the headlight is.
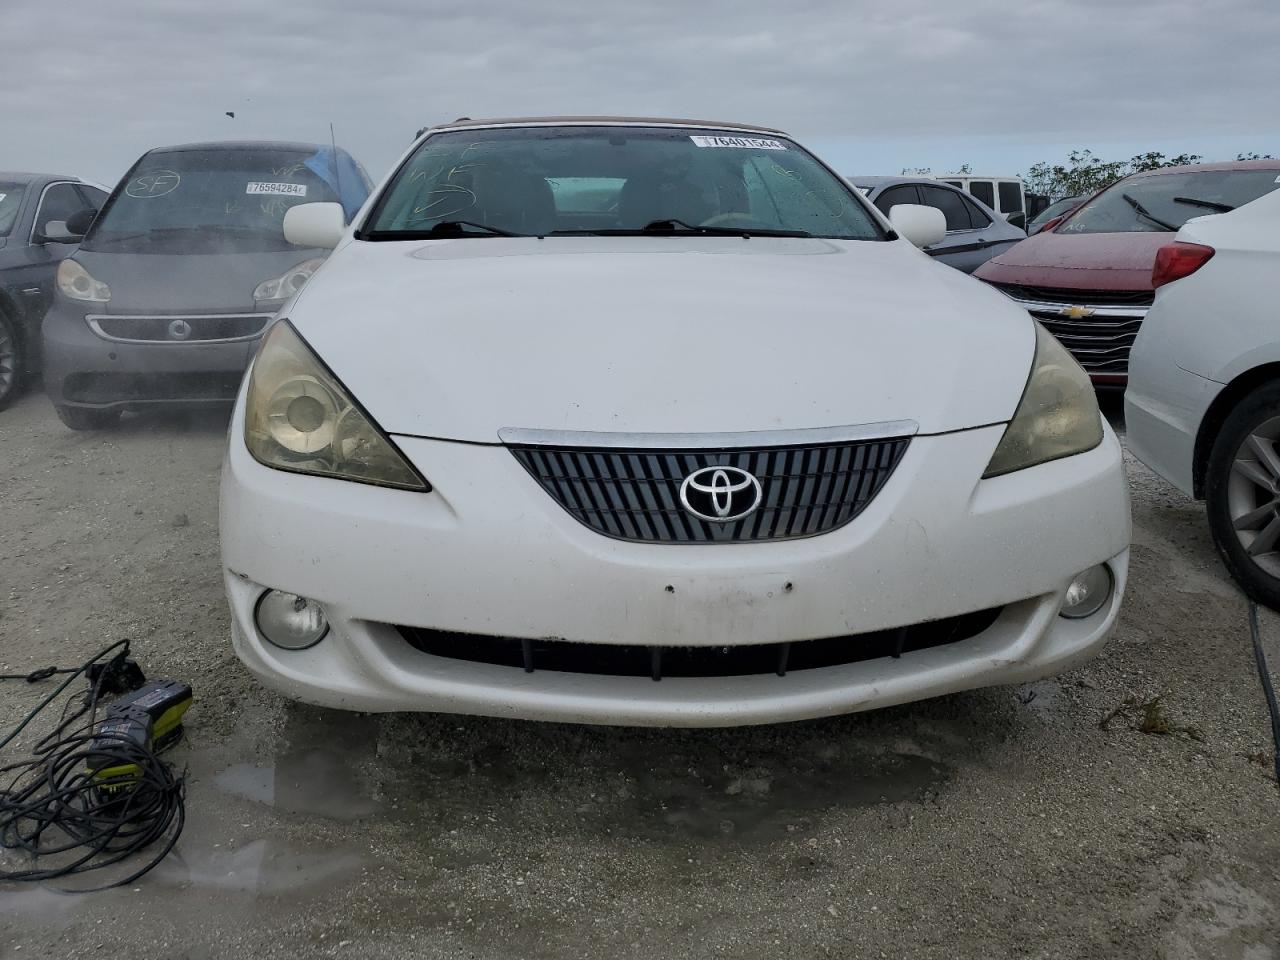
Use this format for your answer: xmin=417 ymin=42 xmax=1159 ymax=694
xmin=983 ymin=322 xmax=1103 ymax=477
xmin=56 ymin=259 xmax=110 ymax=302
xmin=244 ymin=320 xmax=428 ymax=490
xmin=252 ymin=258 xmax=324 ymax=302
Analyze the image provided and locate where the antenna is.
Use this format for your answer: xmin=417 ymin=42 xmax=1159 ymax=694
xmin=329 ymin=122 xmax=343 ymax=217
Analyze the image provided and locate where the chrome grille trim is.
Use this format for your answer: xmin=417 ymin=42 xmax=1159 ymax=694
xmin=986 ymin=284 xmax=1150 ymax=376
xmin=498 ymin=420 xmax=919 ymax=450
xmin=508 ymin=434 xmax=911 ymax=544
xmin=85 ymin=313 xmax=274 ymax=345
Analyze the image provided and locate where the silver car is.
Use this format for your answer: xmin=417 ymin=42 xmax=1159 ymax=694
xmin=850 ymin=177 xmax=1026 ymax=273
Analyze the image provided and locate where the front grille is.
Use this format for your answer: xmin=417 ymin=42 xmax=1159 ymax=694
xmin=88 ymin=313 xmax=272 ymax=344
xmin=398 ymin=607 xmax=1003 ymax=679
xmin=62 ymin=372 xmax=245 ymax=404
xmin=1034 ymin=316 xmax=1143 ymax=375
xmin=986 ymin=281 xmax=1150 ymax=377
xmin=509 ymin=437 xmax=910 ymax=544
xmin=988 ymin=283 xmax=1154 ymax=308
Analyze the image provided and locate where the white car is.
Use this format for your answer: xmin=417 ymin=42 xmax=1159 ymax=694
xmin=219 ymin=117 xmax=1130 ymax=727
xmin=1126 ymin=188 xmax=1280 ymax=609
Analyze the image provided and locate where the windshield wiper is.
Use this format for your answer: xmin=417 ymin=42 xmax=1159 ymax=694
xmin=363 ymin=220 xmax=520 ymax=240
xmin=1120 ymin=192 xmax=1179 ymax=231
xmin=1172 ymin=196 xmax=1236 ymax=213
xmin=562 ymin=219 xmax=813 ymax=238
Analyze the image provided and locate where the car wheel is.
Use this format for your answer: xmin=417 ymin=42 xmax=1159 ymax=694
xmin=54 ymin=404 xmax=122 ymax=431
xmin=1205 ymin=380 xmax=1280 ymax=610
xmin=0 ymin=311 xmax=23 ymax=412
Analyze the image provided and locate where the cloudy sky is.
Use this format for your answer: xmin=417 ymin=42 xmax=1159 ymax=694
xmin=6 ymin=0 xmax=1277 ymax=187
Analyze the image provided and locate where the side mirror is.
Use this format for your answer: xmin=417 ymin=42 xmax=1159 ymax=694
xmin=38 ymin=220 xmax=83 ymax=244
xmin=1006 ymin=211 xmax=1027 ymax=231
xmin=1030 ymin=215 xmax=1064 ymax=236
xmin=284 ymin=202 xmax=346 ymax=249
xmin=889 ymin=204 xmax=947 ymax=249
xmin=66 ymin=207 xmax=98 ymax=236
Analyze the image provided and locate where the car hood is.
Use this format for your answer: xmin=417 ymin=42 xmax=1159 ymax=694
xmin=74 ymin=247 xmax=324 ymax=314
xmin=974 ymin=230 xmax=1170 ymax=291
xmin=288 ymin=236 xmax=1037 ymax=441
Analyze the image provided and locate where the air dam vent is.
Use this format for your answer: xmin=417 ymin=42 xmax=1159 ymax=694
xmin=397 ymin=607 xmax=1003 ymax=680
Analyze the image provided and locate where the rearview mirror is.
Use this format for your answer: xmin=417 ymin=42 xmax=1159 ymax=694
xmin=889 ymin=204 xmax=947 ymax=249
xmin=38 ymin=220 xmax=82 ymax=244
xmin=284 ymin=202 xmax=346 ymax=249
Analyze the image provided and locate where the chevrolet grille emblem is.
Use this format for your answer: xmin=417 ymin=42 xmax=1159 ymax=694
xmin=1059 ymin=305 xmax=1096 ymax=319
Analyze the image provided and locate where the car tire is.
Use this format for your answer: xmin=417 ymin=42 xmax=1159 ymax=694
xmin=54 ymin=404 xmax=122 ymax=431
xmin=1205 ymin=380 xmax=1280 ymax=611
xmin=0 ymin=311 xmax=23 ymax=412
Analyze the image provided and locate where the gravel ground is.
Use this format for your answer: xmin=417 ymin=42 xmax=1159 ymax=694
xmin=1 ymin=391 xmax=1278 ymax=960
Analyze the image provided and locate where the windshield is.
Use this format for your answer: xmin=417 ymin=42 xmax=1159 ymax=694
xmin=0 ymin=182 xmax=26 ymax=236
xmin=1057 ymin=169 xmax=1280 ymax=235
xmin=364 ymin=126 xmax=883 ymax=240
xmin=82 ymin=148 xmax=349 ymax=254
xmin=1029 ymin=196 xmax=1081 ymax=226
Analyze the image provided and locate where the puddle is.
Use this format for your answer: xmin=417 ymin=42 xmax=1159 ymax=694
xmin=148 ymin=838 xmax=364 ymax=895
xmin=212 ymin=709 xmax=382 ymax=821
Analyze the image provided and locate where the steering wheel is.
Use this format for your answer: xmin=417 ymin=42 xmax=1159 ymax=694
xmin=700 ymin=212 xmax=768 ymax=229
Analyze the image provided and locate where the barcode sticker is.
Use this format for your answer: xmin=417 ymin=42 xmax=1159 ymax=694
xmin=246 ymin=182 xmax=307 ymax=197
xmin=689 ymin=135 xmax=787 ymax=150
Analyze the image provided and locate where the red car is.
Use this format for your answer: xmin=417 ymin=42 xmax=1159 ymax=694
xmin=975 ymin=160 xmax=1280 ymax=387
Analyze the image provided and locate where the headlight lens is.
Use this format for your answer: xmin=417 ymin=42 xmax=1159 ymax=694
xmin=56 ymin=259 xmax=110 ymax=302
xmin=244 ymin=320 xmax=428 ymax=490
xmin=252 ymin=258 xmax=324 ymax=302
xmin=983 ymin=322 xmax=1104 ymax=477
xmin=254 ymin=590 xmax=329 ymax=649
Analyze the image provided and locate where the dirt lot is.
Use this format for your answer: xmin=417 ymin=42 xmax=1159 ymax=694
xmin=1 ymin=390 xmax=1278 ymax=960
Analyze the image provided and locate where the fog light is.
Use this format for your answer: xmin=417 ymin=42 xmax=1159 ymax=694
xmin=1059 ymin=565 xmax=1113 ymax=619
xmin=254 ymin=590 xmax=329 ymax=649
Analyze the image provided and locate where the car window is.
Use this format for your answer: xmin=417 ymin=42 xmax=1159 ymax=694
xmin=366 ymin=126 xmax=884 ymax=240
xmin=872 ymin=184 xmax=920 ymax=216
xmin=77 ymin=185 xmax=109 ymax=210
xmin=1058 ymin=168 xmax=1280 ymax=234
xmin=81 ymin=147 xmax=364 ymax=254
xmin=1029 ymin=196 xmax=1080 ymax=226
xmin=917 ymin=185 xmax=974 ymax=231
xmin=33 ymin=182 xmax=88 ymax=235
xmin=0 ymin=181 xmax=26 ymax=236
xmin=998 ymin=181 xmax=1023 ymax=213
xmin=959 ymin=194 xmax=992 ymax=227
xmin=968 ymin=181 xmax=995 ymax=207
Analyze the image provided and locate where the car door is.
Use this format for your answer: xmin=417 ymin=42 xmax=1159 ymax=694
xmin=11 ymin=182 xmax=92 ymax=332
xmin=915 ymin=185 xmax=996 ymax=273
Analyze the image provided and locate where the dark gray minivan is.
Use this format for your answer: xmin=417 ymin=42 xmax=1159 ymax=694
xmin=42 ymin=141 xmax=370 ymax=429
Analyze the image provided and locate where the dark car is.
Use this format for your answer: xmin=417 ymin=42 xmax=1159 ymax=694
xmin=42 ymin=141 xmax=370 ymax=429
xmin=0 ymin=173 xmax=109 ymax=410
xmin=850 ymin=177 xmax=1026 ymax=273
xmin=975 ymin=160 xmax=1280 ymax=386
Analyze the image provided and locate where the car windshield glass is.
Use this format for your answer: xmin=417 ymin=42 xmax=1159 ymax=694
xmin=1029 ymin=196 xmax=1080 ymax=226
xmin=1057 ymin=170 xmax=1280 ymax=235
xmin=81 ymin=148 xmax=346 ymax=253
xmin=0 ymin=182 xmax=26 ymax=236
xmin=365 ymin=126 xmax=883 ymax=240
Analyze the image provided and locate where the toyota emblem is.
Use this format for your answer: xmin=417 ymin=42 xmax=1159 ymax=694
xmin=167 ymin=319 xmax=193 ymax=341
xmin=679 ymin=466 xmax=763 ymax=523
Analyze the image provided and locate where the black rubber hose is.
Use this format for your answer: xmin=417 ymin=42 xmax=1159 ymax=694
xmin=1248 ymin=601 xmax=1280 ymax=789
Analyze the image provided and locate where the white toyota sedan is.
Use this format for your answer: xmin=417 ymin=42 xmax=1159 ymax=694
xmin=1127 ymin=187 xmax=1280 ymax=610
xmin=219 ymin=117 xmax=1130 ymax=727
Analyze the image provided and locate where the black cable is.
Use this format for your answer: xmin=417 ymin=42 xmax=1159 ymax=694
xmin=0 ymin=641 xmax=186 ymax=890
xmin=1248 ymin=601 xmax=1280 ymax=788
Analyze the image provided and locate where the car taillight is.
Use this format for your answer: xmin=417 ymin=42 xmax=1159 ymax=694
xmin=1152 ymin=242 xmax=1215 ymax=288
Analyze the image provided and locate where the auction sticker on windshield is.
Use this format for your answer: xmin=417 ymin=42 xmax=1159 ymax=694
xmin=689 ymin=135 xmax=787 ymax=150
xmin=246 ymin=182 xmax=307 ymax=197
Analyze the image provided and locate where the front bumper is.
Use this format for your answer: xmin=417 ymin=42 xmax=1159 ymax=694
xmin=41 ymin=300 xmax=263 ymax=409
xmin=220 ymin=408 xmax=1131 ymax=727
